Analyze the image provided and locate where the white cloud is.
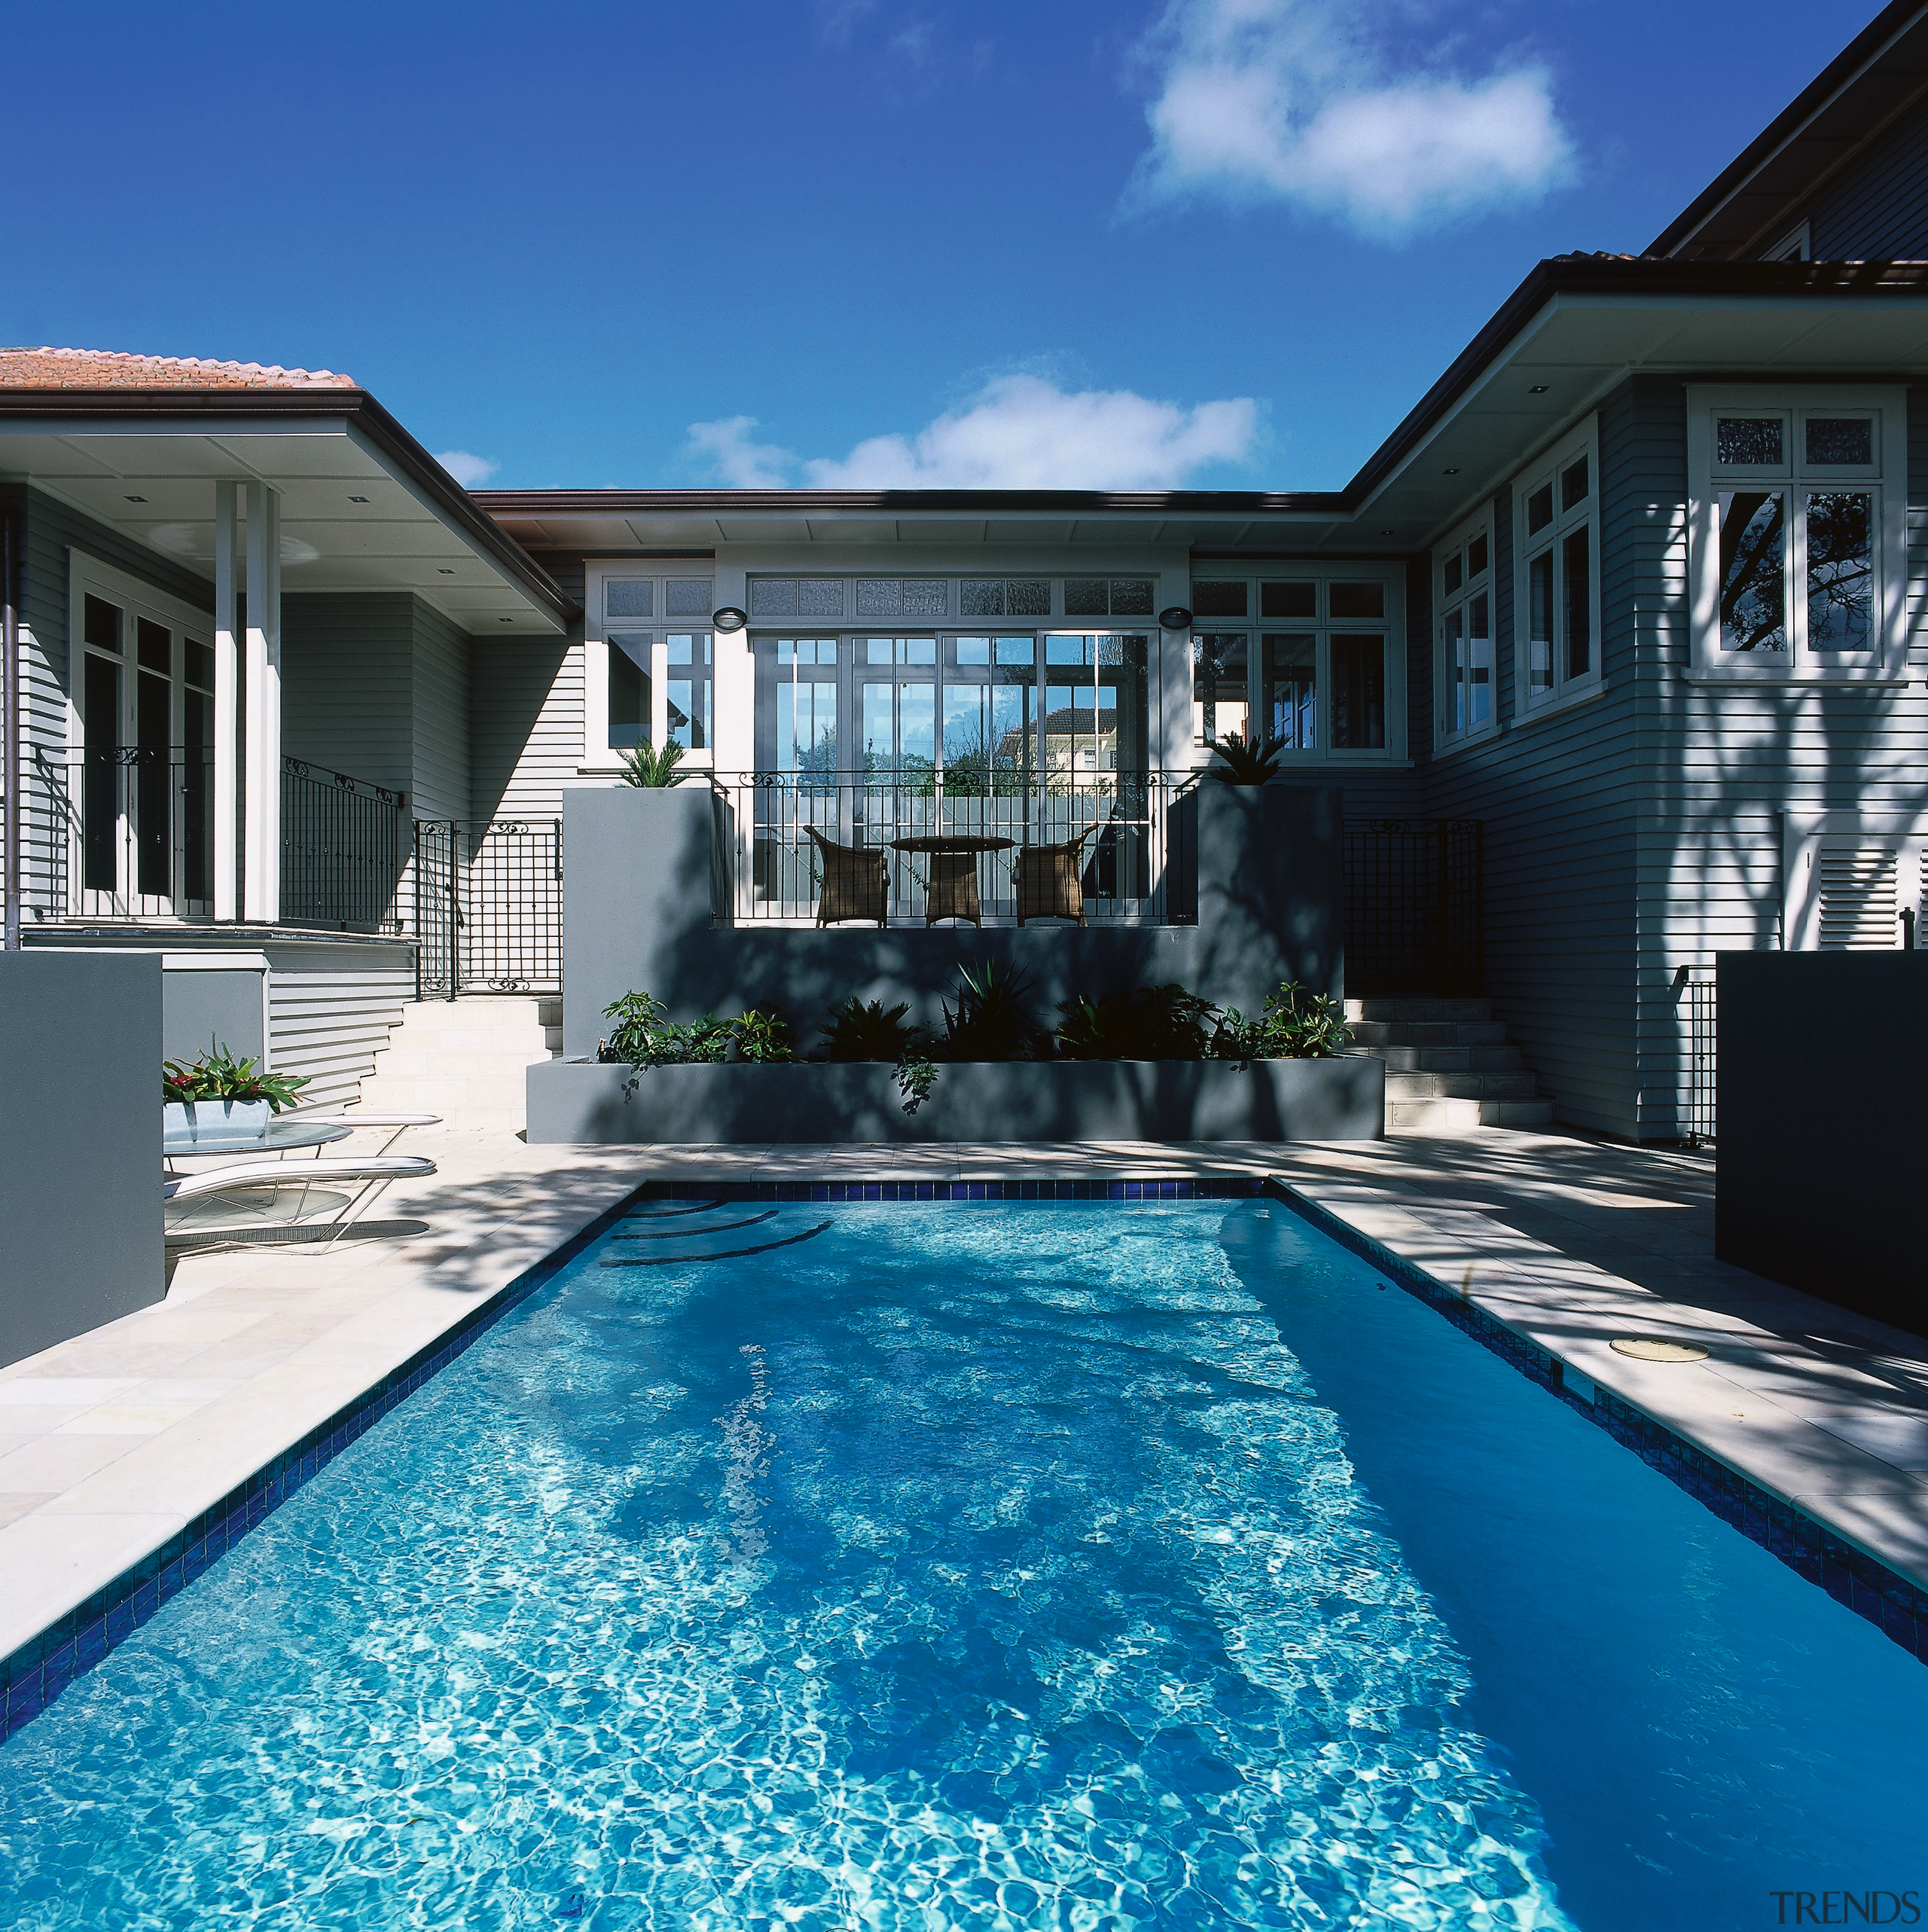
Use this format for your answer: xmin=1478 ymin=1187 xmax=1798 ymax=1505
xmin=435 ymin=449 xmax=500 ymax=488
xmin=685 ymin=376 xmax=1259 ymax=490
xmin=1129 ymin=0 xmax=1575 ymax=237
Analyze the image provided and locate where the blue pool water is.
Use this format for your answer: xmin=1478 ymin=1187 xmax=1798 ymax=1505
xmin=2 ymin=1198 xmax=1924 ymax=1929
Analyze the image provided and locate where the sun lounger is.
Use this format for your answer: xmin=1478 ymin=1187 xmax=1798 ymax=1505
xmin=163 ymin=1155 xmax=437 ymax=1248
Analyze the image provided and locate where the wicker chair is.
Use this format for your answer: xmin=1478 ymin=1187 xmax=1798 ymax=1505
xmin=805 ymin=826 xmax=889 ymax=926
xmin=1014 ymin=826 xmax=1096 ymax=926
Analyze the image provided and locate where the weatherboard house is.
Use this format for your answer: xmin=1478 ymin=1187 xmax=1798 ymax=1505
xmin=4 ymin=1 xmax=1928 ymax=1140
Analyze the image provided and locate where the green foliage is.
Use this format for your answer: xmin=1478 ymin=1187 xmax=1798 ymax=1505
xmin=1206 ymin=728 xmax=1283 ymax=786
xmin=941 ymin=959 xmax=1038 ymax=1062
xmin=1211 ymin=982 xmax=1352 ymax=1061
xmin=732 ymin=1006 xmax=796 ymax=1064
xmin=894 ymin=1044 xmax=941 ymax=1116
xmin=1052 ymin=984 xmax=1220 ymax=1061
xmin=600 ymin=991 xmax=796 ymax=1068
xmin=615 ymin=741 xmax=690 ymax=788
xmin=162 ymin=1041 xmax=312 ymax=1113
xmin=817 ymin=997 xmax=923 ymax=1063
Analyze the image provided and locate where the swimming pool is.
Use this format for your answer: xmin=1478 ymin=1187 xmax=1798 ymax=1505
xmin=2 ymin=1196 xmax=1923 ymax=1929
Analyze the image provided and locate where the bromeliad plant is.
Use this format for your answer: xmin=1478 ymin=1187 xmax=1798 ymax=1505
xmin=162 ymin=1042 xmax=312 ymax=1113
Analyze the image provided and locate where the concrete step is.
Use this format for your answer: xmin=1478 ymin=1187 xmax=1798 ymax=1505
xmin=1346 ymin=997 xmax=1492 ymax=1024
xmin=1387 ymin=1070 xmax=1540 ymax=1101
xmin=1349 ymin=1019 xmax=1510 ymax=1048
xmin=1359 ymin=1042 xmax=1524 ymax=1073
xmin=375 ymin=1047 xmax=553 ymax=1078
xmin=1389 ymin=1094 xmax=1557 ymax=1132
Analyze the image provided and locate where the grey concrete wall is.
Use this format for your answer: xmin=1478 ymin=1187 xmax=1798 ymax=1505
xmin=163 ymin=969 xmax=265 ymax=1063
xmin=1716 ymin=952 xmax=1926 ymax=1335
xmin=560 ymin=783 xmax=1344 ymax=1058
xmin=529 ymin=1055 xmax=1383 ymax=1144
xmin=0 ymin=952 xmax=166 ymax=1368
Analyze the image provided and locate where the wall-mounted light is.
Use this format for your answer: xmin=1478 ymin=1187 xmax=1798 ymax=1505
xmin=124 ymin=494 xmax=147 ymax=503
xmin=1158 ymin=606 xmax=1193 ymax=631
xmin=348 ymin=494 xmax=371 ymax=503
xmin=1528 ymin=385 xmax=1548 ymax=395
xmin=711 ymin=606 xmax=748 ymax=633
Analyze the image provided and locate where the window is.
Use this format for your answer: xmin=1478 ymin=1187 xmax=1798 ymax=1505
xmin=1434 ymin=512 xmax=1493 ymax=746
xmin=1686 ymin=386 xmax=1905 ymax=680
xmin=1513 ymin=421 xmax=1600 ymax=713
xmin=584 ymin=565 xmax=717 ymax=766
xmin=1188 ymin=570 xmax=1401 ymax=760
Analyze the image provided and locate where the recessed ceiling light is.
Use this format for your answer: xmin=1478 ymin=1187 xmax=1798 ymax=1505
xmin=348 ymin=494 xmax=370 ymax=503
xmin=499 ymin=617 xmax=513 ymax=623
xmin=1528 ymin=385 xmax=1548 ymax=395
xmin=124 ymin=494 xmax=147 ymax=502
xmin=1378 ymin=528 xmax=1396 ymax=536
xmin=1442 ymin=467 xmax=1460 ymax=475
xmin=437 ymin=568 xmax=455 ymax=574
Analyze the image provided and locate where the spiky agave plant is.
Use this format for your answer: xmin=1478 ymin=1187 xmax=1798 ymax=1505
xmin=1205 ymin=728 xmax=1283 ymax=786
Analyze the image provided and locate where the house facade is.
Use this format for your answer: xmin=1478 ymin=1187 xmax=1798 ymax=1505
xmin=6 ymin=0 xmax=1928 ymax=1136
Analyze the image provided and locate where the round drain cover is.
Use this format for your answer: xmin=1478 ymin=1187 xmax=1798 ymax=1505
xmin=1609 ymin=1336 xmax=1710 ymax=1363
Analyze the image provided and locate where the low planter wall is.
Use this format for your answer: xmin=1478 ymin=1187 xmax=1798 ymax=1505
xmin=526 ymin=1055 xmax=1383 ymax=1145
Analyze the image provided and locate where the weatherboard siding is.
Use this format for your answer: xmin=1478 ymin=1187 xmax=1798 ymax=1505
xmin=264 ymin=942 xmax=416 ymax=1110
xmin=1807 ymin=94 xmax=1928 ymax=261
xmin=410 ymin=600 xmax=472 ymax=825
xmin=281 ymin=594 xmax=414 ymax=801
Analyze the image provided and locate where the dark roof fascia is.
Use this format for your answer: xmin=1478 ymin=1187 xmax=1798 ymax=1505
xmin=0 ymin=385 xmax=578 ymax=626
xmin=474 ymin=259 xmax=1928 ymax=539
xmin=1646 ymin=0 xmax=1928 ymax=259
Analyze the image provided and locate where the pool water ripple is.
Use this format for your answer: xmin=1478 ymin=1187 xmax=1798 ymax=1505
xmin=3 ymin=1201 xmax=1922 ymax=1928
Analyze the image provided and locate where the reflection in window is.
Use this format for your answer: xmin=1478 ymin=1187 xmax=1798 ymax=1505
xmin=1448 ymin=594 xmax=1491 ymax=732
xmin=1262 ymin=634 xmax=1316 ymax=749
xmin=1717 ymin=491 xmax=1788 ymax=651
xmin=942 ymin=637 xmax=1035 ymax=792
xmin=664 ymin=632 xmax=712 ymax=749
xmin=1260 ymin=581 xmax=1316 ymax=618
xmin=1717 ymin=418 xmax=1783 ymax=467
xmin=1527 ymin=484 xmax=1554 ymax=536
xmin=1189 ymin=580 xmax=1248 ymax=618
xmin=1194 ymin=633 xmax=1249 ymax=743
xmin=607 ymin=631 xmax=650 ymax=749
xmin=1329 ymin=637 xmax=1385 ymax=750
xmin=1807 ymin=493 xmax=1873 ymax=650
xmin=1561 ymin=456 xmax=1589 ymax=511
xmin=1806 ymin=419 xmax=1873 ymax=467
xmin=1529 ymin=553 xmax=1554 ymax=692
xmin=761 ymin=637 xmax=839 ymax=779
xmin=1563 ymin=527 xmax=1591 ymax=679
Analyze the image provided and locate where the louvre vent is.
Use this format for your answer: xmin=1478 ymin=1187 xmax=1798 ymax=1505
xmin=1817 ymin=847 xmax=1899 ymax=948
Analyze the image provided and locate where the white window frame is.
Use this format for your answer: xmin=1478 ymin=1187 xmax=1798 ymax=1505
xmin=1686 ymin=385 xmax=1906 ymax=683
xmin=1512 ymin=417 xmax=1603 ymax=721
xmin=582 ymin=560 xmax=717 ymax=772
xmin=1761 ymin=220 xmax=1811 ymax=262
xmin=1783 ymin=811 xmax=1923 ymax=950
xmin=1186 ymin=565 xmax=1407 ymax=765
xmin=1432 ymin=508 xmax=1496 ymax=751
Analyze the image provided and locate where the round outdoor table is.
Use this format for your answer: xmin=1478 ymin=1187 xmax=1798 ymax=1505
xmin=163 ymin=1119 xmax=354 ymax=1171
xmin=887 ymin=834 xmax=1015 ymax=927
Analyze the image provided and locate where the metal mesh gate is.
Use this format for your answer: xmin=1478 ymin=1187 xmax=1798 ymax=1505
xmin=411 ymin=818 xmax=562 ymax=999
xmin=1344 ymin=818 xmax=1482 ymax=997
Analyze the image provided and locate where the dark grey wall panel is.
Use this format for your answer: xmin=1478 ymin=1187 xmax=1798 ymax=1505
xmin=1808 ymin=96 xmax=1928 ymax=260
xmin=0 ymin=951 xmax=165 ymax=1367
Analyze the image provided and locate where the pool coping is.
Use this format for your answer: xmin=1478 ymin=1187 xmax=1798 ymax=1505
xmin=4 ymin=1166 xmax=1925 ymax=1742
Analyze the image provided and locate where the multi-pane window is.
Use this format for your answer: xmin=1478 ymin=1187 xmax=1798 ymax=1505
xmin=1188 ymin=572 xmax=1399 ymax=758
xmin=1514 ymin=423 xmax=1598 ymax=711
xmin=1435 ymin=514 xmax=1493 ymax=744
xmin=591 ymin=571 xmax=715 ymax=757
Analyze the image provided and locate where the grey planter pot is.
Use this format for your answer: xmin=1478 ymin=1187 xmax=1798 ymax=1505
xmin=526 ymin=1055 xmax=1383 ymax=1145
xmin=163 ymin=1098 xmax=271 ymax=1142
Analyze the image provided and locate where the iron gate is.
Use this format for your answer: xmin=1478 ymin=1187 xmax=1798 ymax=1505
xmin=411 ymin=818 xmax=563 ymax=999
xmin=1344 ymin=818 xmax=1482 ymax=997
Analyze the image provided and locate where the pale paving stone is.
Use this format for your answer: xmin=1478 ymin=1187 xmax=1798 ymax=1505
xmin=53 ymin=1403 xmax=212 ymax=1438
xmin=0 ymin=1434 xmax=151 ymax=1494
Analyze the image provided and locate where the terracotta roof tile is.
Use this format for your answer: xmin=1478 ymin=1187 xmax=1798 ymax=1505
xmin=0 ymin=346 xmax=356 ymax=389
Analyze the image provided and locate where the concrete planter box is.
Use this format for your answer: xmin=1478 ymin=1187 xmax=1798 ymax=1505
xmin=527 ymin=1055 xmax=1383 ymax=1145
xmin=164 ymin=1097 xmax=270 ymax=1142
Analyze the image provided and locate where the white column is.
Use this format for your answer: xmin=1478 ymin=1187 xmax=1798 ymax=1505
xmin=212 ymin=482 xmax=239 ymax=920
xmin=243 ymin=482 xmax=282 ymax=923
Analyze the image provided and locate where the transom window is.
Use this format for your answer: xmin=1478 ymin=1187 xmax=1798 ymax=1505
xmin=587 ymin=568 xmax=715 ymax=762
xmin=1686 ymin=385 xmax=1905 ymax=680
xmin=1513 ymin=421 xmax=1600 ymax=714
xmin=1434 ymin=512 xmax=1493 ymax=746
xmin=1188 ymin=572 xmax=1401 ymax=760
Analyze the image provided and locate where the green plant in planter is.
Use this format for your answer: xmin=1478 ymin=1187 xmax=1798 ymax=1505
xmin=1205 ymin=728 xmax=1283 ymax=786
xmin=941 ymin=959 xmax=1037 ymax=1061
xmin=1053 ymin=984 xmax=1219 ymax=1061
xmin=817 ymin=997 xmax=922 ymax=1062
xmin=1213 ymin=981 xmax=1351 ymax=1060
xmin=600 ymin=992 xmax=731 ymax=1067
xmin=732 ymin=1006 xmax=796 ymax=1064
xmin=615 ymin=741 xmax=689 ymax=788
xmin=162 ymin=1042 xmax=311 ymax=1113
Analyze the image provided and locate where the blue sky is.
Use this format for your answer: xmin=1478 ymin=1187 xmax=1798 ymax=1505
xmin=3 ymin=0 xmax=1880 ymax=493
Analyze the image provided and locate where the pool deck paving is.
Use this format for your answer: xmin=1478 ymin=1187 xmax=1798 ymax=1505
xmin=3 ymin=1124 xmax=1926 ymax=1686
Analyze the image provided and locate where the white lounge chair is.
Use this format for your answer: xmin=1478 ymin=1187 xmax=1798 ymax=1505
xmin=295 ymin=1113 xmax=442 ymax=1155
xmin=163 ymin=1155 xmax=437 ymax=1249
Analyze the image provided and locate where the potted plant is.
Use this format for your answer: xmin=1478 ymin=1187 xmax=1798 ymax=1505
xmin=163 ymin=1042 xmax=312 ymax=1142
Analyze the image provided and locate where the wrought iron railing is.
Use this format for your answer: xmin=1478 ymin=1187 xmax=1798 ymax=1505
xmin=710 ymin=771 xmax=1195 ymax=926
xmin=1344 ymin=818 xmax=1482 ymax=997
xmin=32 ymin=746 xmax=407 ymax=930
xmin=413 ymin=817 xmax=563 ymax=998
xmin=280 ymin=758 xmax=407 ymax=932
xmin=1673 ymin=963 xmax=1717 ymax=1145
